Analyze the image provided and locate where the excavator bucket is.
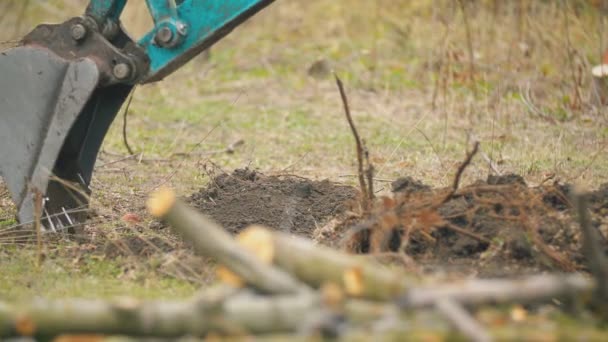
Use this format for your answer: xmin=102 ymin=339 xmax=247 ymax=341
xmin=0 ymin=45 xmax=130 ymax=228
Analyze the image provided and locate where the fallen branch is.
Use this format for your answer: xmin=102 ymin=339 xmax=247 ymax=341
xmin=0 ymin=274 xmax=595 ymax=339
xmin=235 ymin=225 xmax=412 ymax=301
xmin=147 ymin=188 xmax=304 ymax=294
xmin=435 ymin=298 xmax=491 ymax=342
xmin=399 ymin=273 xmax=592 ymax=308
xmin=0 ymin=287 xmax=403 ymax=339
xmin=572 ymin=190 xmax=608 ymax=317
xmin=0 ymin=288 xmax=325 ymax=339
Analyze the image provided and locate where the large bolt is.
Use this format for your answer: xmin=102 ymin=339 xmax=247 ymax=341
xmin=113 ymin=63 xmax=131 ymax=80
xmin=70 ymin=24 xmax=87 ymax=41
xmin=155 ymin=26 xmax=174 ymax=46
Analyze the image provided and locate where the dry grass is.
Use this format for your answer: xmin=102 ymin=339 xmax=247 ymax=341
xmin=0 ymin=0 xmax=607 ymax=299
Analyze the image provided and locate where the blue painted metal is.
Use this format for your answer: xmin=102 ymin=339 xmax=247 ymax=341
xmin=138 ymin=0 xmax=275 ymax=82
xmin=82 ymin=0 xmax=274 ymax=82
xmin=145 ymin=0 xmax=188 ymax=49
xmin=85 ymin=0 xmax=127 ymax=22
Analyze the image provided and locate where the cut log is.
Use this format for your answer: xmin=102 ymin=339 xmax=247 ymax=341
xmin=147 ymin=188 xmax=304 ymax=294
xmin=400 ymin=273 xmax=593 ymax=308
xmin=591 ymin=64 xmax=608 ymax=106
xmin=0 ymin=290 xmax=397 ymax=339
xmin=235 ymin=226 xmax=413 ymax=300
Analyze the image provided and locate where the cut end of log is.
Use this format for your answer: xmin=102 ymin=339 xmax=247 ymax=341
xmin=592 ymin=64 xmax=608 ymax=78
xmin=54 ymin=334 xmax=106 ymax=342
xmin=343 ymin=267 xmax=365 ymax=297
xmin=112 ymin=297 xmax=141 ymax=311
xmin=216 ymin=266 xmax=245 ymax=288
xmin=236 ymin=225 xmax=276 ymax=264
xmin=321 ymin=282 xmax=345 ymax=309
xmin=217 ymin=225 xmax=275 ymax=287
xmin=15 ymin=314 xmax=36 ymax=336
xmin=147 ymin=187 xmax=176 ymax=218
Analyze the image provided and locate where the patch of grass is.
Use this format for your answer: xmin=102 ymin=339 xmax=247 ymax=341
xmin=0 ymin=250 xmax=197 ymax=301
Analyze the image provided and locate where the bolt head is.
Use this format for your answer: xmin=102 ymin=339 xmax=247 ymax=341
xmin=113 ymin=63 xmax=131 ymax=80
xmin=155 ymin=26 xmax=174 ymax=46
xmin=70 ymin=24 xmax=87 ymax=41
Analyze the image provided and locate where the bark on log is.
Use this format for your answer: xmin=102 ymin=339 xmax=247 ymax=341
xmin=0 ymin=289 xmax=321 ymax=339
xmin=235 ymin=226 xmax=413 ymax=301
xmin=0 ymin=291 xmax=399 ymax=339
xmin=573 ymin=191 xmax=608 ymax=318
xmin=400 ymin=273 xmax=593 ymax=308
xmin=147 ymin=188 xmax=304 ymax=294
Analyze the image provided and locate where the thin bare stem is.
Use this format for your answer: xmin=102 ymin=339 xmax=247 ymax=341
xmin=335 ymin=74 xmax=369 ymax=210
xmin=122 ymin=88 xmax=137 ymax=155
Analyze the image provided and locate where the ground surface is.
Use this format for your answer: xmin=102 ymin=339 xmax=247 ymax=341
xmin=189 ymin=168 xmax=357 ymax=235
xmin=188 ymin=169 xmax=608 ymax=279
xmin=1 ymin=0 xmax=608 ymax=337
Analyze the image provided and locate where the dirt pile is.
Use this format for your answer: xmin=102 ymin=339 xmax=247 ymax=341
xmin=189 ymin=169 xmax=358 ymax=235
xmin=186 ymin=169 xmax=607 ymax=278
xmin=334 ymin=174 xmax=608 ymax=277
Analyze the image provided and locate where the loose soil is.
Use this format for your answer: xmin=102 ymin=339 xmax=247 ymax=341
xmin=190 ymin=170 xmax=608 ymax=278
xmin=189 ymin=169 xmax=358 ymax=235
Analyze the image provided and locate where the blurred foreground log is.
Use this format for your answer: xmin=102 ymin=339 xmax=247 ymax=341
xmin=572 ymin=191 xmax=608 ymax=318
xmin=0 ymin=188 xmax=600 ymax=339
xmin=235 ymin=226 xmax=412 ymax=301
xmin=0 ymin=273 xmax=594 ymax=339
xmin=147 ymin=188 xmax=304 ymax=295
xmin=0 ymin=288 xmax=322 ymax=339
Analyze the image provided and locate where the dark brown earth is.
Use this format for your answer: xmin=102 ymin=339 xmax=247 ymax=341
xmin=337 ymin=174 xmax=608 ymax=277
xmin=187 ymin=170 xmax=608 ymax=278
xmin=189 ymin=168 xmax=358 ymax=235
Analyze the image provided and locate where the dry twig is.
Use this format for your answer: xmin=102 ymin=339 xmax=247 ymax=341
xmin=121 ymin=88 xmax=136 ymax=156
xmin=335 ymin=74 xmax=369 ymax=211
xmin=440 ymin=141 xmax=480 ymax=205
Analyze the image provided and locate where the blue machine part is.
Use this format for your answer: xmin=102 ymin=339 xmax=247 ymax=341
xmin=86 ymin=0 xmax=127 ymax=23
xmin=86 ymin=0 xmax=275 ymax=83
xmin=138 ymin=0 xmax=275 ymax=82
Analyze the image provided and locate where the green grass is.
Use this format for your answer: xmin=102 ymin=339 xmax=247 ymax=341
xmin=0 ymin=250 xmax=197 ymax=301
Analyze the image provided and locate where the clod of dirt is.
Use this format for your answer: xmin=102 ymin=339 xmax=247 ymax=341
xmin=487 ymin=173 xmax=527 ymax=186
xmin=391 ymin=176 xmax=431 ymax=194
xmin=189 ymin=169 xmax=358 ymax=236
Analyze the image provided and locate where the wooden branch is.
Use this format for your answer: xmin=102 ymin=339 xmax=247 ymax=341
xmin=147 ymin=188 xmax=304 ymax=294
xmin=0 ymin=289 xmax=400 ymax=339
xmin=435 ymin=299 xmax=491 ymax=342
xmin=0 ymin=289 xmax=326 ymax=339
xmin=335 ymin=74 xmax=369 ymax=210
xmin=0 ymin=274 xmax=597 ymax=339
xmin=235 ymin=226 xmax=412 ymax=300
xmin=572 ymin=190 xmax=608 ymax=315
xmin=400 ymin=273 xmax=592 ymax=308
xmin=440 ymin=141 xmax=480 ymax=205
